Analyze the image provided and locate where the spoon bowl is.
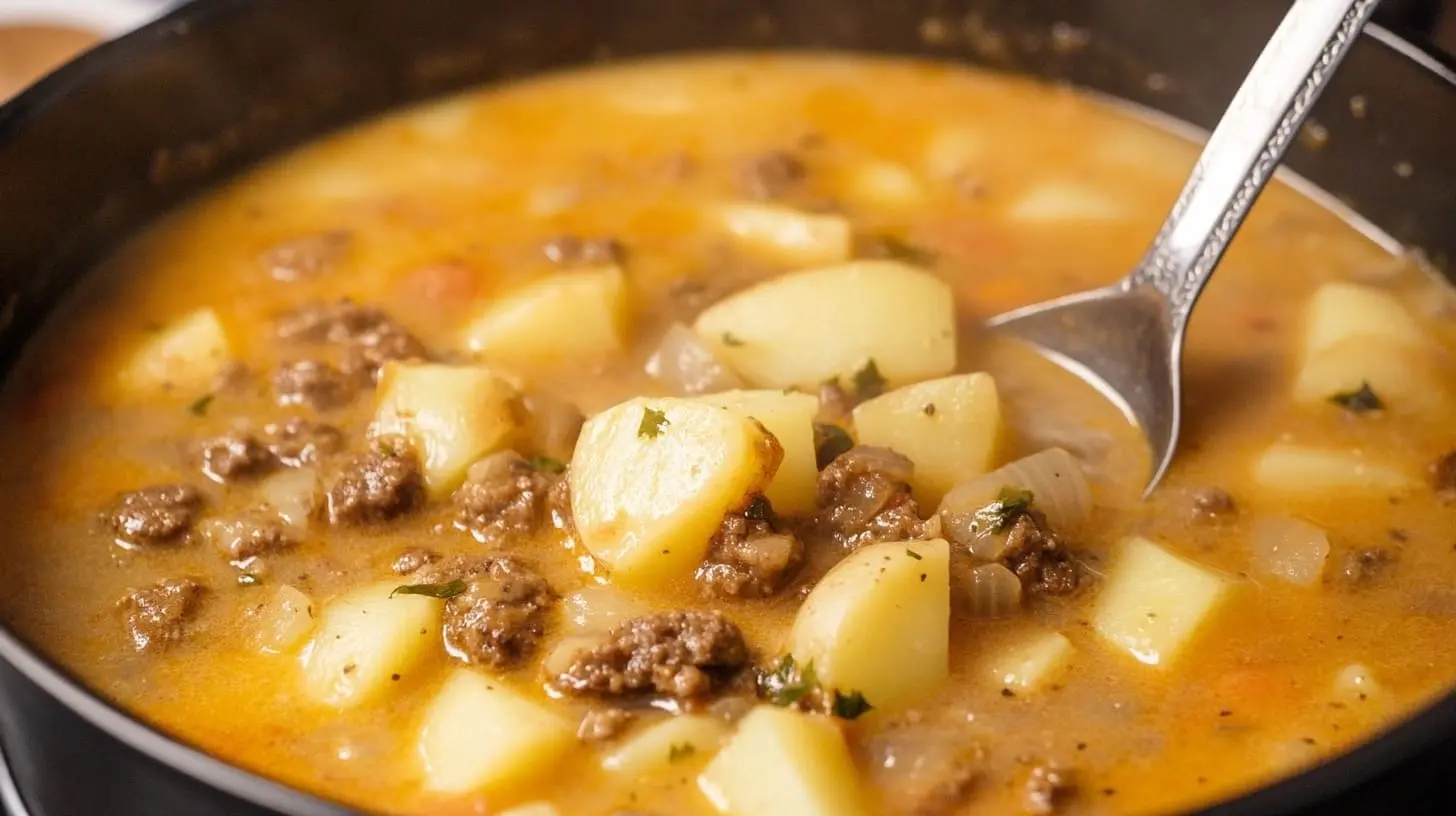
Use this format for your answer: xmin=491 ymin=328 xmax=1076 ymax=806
xmin=988 ymin=0 xmax=1382 ymax=496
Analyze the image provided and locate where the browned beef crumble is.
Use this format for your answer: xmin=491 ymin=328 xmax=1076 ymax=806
xmin=1340 ymin=547 xmax=1396 ymax=585
xmin=272 ymin=359 xmax=357 ymax=410
xmin=1431 ymin=450 xmax=1456 ymax=499
xmin=119 ymin=578 xmax=206 ymax=652
xmin=392 ymin=547 xmax=440 ymax=575
xmin=737 ymin=150 xmax=806 ymax=200
xmin=555 ymin=611 xmax=749 ymax=700
xmin=999 ymin=511 xmax=1079 ymax=596
xmin=816 ymin=446 xmax=925 ymax=549
xmin=260 ymin=417 xmax=345 ymax=466
xmin=697 ymin=500 xmax=804 ymax=599
xmin=200 ymin=431 xmax=275 ymax=483
xmin=541 ymin=235 xmax=625 ymax=266
xmin=326 ymin=447 xmax=424 ymax=524
xmin=275 ymin=299 xmax=427 ymax=383
xmin=1023 ymin=764 xmax=1078 ymax=814
xmin=1187 ymin=486 xmax=1237 ymax=522
xmin=546 ymin=476 xmax=576 ymax=534
xmin=104 ymin=484 xmax=203 ymax=548
xmin=415 ymin=555 xmax=554 ymax=668
xmin=260 ymin=231 xmax=350 ymax=282
xmin=202 ymin=513 xmax=299 ymax=564
xmin=452 ymin=451 xmax=557 ymax=546
xmin=577 ymin=707 xmax=636 ymax=742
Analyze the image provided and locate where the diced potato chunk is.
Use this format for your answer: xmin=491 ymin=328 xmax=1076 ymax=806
xmin=1092 ymin=537 xmax=1229 ymax=667
xmin=693 ymin=261 xmax=956 ymax=389
xmin=601 ymin=715 xmax=729 ymax=778
xmin=1293 ymin=338 xmax=1450 ymax=418
xmin=839 ymin=160 xmax=925 ymax=209
xmin=463 ymin=265 xmax=629 ymax=361
xmin=418 ymin=669 xmax=575 ymax=795
xmin=716 ymin=202 xmax=852 ymax=267
xmin=698 ymin=706 xmax=866 ymax=816
xmin=372 ymin=362 xmax=519 ymax=496
xmin=570 ymin=397 xmax=781 ymax=586
xmin=118 ymin=308 xmax=230 ymax=393
xmin=853 ymin=372 xmax=1002 ymax=505
xmin=1252 ymin=443 xmax=1414 ymax=498
xmin=694 ymin=389 xmax=819 ymax=515
xmin=1303 ymin=282 xmax=1429 ymax=358
xmin=300 ymin=580 xmax=443 ymax=708
xmin=1007 ymin=182 xmax=1124 ymax=222
xmin=984 ymin=629 xmax=1074 ymax=694
xmin=253 ymin=584 xmax=317 ymax=655
xmin=788 ymin=539 xmax=950 ymax=712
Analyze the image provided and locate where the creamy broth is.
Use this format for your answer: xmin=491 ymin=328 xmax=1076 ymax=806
xmin=1 ymin=55 xmax=1454 ymax=816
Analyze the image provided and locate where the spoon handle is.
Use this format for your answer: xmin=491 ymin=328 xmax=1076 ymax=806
xmin=1126 ymin=0 xmax=1381 ymax=328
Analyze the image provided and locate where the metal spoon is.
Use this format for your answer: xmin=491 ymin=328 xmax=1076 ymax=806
xmin=987 ymin=0 xmax=1382 ymax=497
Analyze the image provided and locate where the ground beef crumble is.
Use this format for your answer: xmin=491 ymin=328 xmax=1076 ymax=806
xmin=697 ymin=499 xmax=804 ymax=598
xmin=118 ymin=578 xmax=207 ymax=652
xmin=816 ymin=446 xmax=925 ymax=549
xmin=452 ymin=451 xmax=558 ymax=546
xmin=415 ymin=555 xmax=555 ymax=668
xmin=555 ymin=611 xmax=749 ymax=700
xmin=103 ymin=484 xmax=203 ymax=548
xmin=325 ymin=446 xmax=423 ymax=524
xmin=998 ymin=511 xmax=1079 ymax=596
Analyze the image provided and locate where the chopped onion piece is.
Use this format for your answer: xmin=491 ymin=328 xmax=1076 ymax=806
xmin=937 ymin=448 xmax=1091 ymax=551
xmin=644 ymin=322 xmax=744 ymax=395
xmin=259 ymin=467 xmax=320 ymax=530
xmin=541 ymin=633 xmax=601 ymax=677
xmin=519 ymin=391 xmax=585 ymax=461
xmin=1248 ymin=516 xmax=1329 ymax=586
xmin=253 ymin=584 xmax=317 ymax=655
xmin=561 ymin=585 xmax=648 ymax=633
xmin=965 ymin=563 xmax=1023 ymax=617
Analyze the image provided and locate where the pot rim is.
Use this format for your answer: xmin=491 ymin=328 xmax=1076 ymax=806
xmin=1 ymin=3 xmax=1454 ymax=815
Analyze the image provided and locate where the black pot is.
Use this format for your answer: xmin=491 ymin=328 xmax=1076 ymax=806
xmin=2 ymin=1 xmax=1455 ymax=814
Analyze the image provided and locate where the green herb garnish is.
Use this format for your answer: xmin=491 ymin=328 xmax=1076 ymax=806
xmin=188 ymin=393 xmax=215 ymax=417
xmin=905 ymin=548 xmax=923 ymax=560
xmin=668 ymin=742 xmax=697 ymax=762
xmin=852 ymin=359 xmax=887 ymax=400
xmin=831 ymin=689 xmax=874 ymax=720
xmin=813 ymin=422 xmax=854 ymax=469
xmin=390 ymin=579 xmax=468 ymax=599
xmin=745 ymin=495 xmax=771 ymax=521
xmin=757 ymin=654 xmax=820 ymax=707
xmin=236 ymin=572 xmax=261 ymax=587
xmin=722 ymin=332 xmax=746 ymax=347
xmin=972 ymin=486 xmax=1036 ymax=534
xmin=638 ymin=406 xmax=670 ymax=439
xmin=1329 ymin=382 xmax=1383 ymax=414
xmin=530 ymin=455 xmax=567 ymax=473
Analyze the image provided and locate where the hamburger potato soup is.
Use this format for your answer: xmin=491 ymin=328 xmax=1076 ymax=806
xmin=2 ymin=54 xmax=1454 ymax=816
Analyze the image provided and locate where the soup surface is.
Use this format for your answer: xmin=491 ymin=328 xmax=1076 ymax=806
xmin=2 ymin=54 xmax=1455 ymax=816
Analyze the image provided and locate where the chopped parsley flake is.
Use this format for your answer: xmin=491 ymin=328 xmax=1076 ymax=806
xmin=188 ymin=393 xmax=215 ymax=417
xmin=972 ymin=486 xmax=1036 ymax=534
xmin=905 ymin=548 xmax=923 ymax=560
xmin=757 ymin=654 xmax=820 ymax=708
xmin=831 ymin=689 xmax=874 ymax=720
xmin=721 ymin=332 xmax=745 ymax=347
xmin=529 ymin=455 xmax=567 ymax=473
xmin=390 ymin=579 xmax=467 ymax=599
xmin=852 ymin=359 xmax=887 ymax=400
xmin=1329 ymin=381 xmax=1383 ymax=414
xmin=638 ymin=406 xmax=670 ymax=438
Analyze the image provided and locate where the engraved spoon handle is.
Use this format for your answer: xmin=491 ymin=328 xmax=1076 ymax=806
xmin=1126 ymin=0 xmax=1382 ymax=329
